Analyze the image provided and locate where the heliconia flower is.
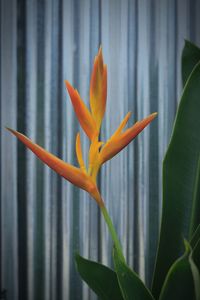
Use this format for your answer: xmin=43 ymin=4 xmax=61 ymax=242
xmin=7 ymin=47 xmax=157 ymax=207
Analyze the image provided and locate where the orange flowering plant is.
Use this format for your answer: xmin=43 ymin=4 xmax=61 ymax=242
xmin=9 ymin=42 xmax=200 ymax=299
xmin=7 ymin=48 xmax=157 ymax=298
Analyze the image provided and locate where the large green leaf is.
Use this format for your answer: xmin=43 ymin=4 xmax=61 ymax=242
xmin=113 ymin=247 xmax=154 ymax=300
xmin=182 ymin=40 xmax=200 ymax=85
xmin=152 ymin=61 xmax=200 ymax=298
xmin=159 ymin=240 xmax=200 ymax=300
xmin=75 ymin=253 xmax=124 ymax=300
xmin=182 ymin=41 xmax=200 ymax=236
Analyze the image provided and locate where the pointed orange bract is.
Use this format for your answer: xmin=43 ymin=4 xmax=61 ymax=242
xmin=110 ymin=112 xmax=132 ymax=138
xmin=99 ymin=112 xmax=157 ymax=164
xmin=90 ymin=47 xmax=107 ymax=131
xmin=6 ymin=128 xmax=103 ymax=207
xmin=65 ymin=81 xmax=98 ymax=140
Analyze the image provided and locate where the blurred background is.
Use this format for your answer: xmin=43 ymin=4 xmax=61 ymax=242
xmin=1 ymin=0 xmax=200 ymax=299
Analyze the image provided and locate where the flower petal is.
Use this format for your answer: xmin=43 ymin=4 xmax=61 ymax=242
xmin=90 ymin=47 xmax=107 ymax=131
xmin=76 ymin=132 xmax=87 ymax=173
xmin=110 ymin=112 xmax=132 ymax=139
xmin=6 ymin=128 xmax=91 ymax=192
xmin=65 ymin=81 xmax=97 ymax=140
xmin=7 ymin=128 xmax=104 ymax=207
xmin=99 ymin=112 xmax=157 ymax=164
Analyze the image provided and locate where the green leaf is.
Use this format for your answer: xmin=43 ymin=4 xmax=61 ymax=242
xmin=113 ymin=247 xmax=154 ymax=300
xmin=75 ymin=253 xmax=124 ymax=300
xmin=192 ymin=238 xmax=200 ymax=274
xmin=152 ymin=61 xmax=200 ymax=298
xmin=189 ymin=248 xmax=200 ymax=300
xmin=190 ymin=224 xmax=200 ymax=249
xmin=190 ymin=156 xmax=200 ymax=236
xmin=182 ymin=40 xmax=200 ymax=85
xmin=159 ymin=240 xmax=200 ymax=300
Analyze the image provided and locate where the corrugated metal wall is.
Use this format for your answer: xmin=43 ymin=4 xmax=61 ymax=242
xmin=1 ymin=0 xmax=200 ymax=299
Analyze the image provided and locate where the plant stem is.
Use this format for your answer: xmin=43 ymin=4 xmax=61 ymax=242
xmin=100 ymin=205 xmax=125 ymax=262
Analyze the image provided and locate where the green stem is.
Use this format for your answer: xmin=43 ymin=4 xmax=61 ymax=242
xmin=100 ymin=205 xmax=125 ymax=262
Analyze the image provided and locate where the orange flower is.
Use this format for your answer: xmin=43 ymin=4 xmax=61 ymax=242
xmin=7 ymin=47 xmax=157 ymax=206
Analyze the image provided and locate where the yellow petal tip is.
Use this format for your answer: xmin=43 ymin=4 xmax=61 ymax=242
xmin=65 ymin=80 xmax=71 ymax=90
xmin=127 ymin=111 xmax=132 ymax=118
xmin=6 ymin=127 xmax=17 ymax=135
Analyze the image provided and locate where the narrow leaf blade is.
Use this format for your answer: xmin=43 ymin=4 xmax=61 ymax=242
xmin=75 ymin=253 xmax=124 ymax=300
xmin=113 ymin=247 xmax=154 ymax=300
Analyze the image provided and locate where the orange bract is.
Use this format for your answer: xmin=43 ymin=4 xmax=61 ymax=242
xmin=7 ymin=47 xmax=157 ymax=206
xmin=6 ymin=127 xmax=103 ymax=206
xmin=65 ymin=81 xmax=98 ymax=140
xmin=90 ymin=47 xmax=107 ymax=131
xmin=99 ymin=112 xmax=157 ymax=164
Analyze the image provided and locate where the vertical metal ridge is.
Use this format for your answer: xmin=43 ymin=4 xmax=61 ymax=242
xmin=146 ymin=0 xmax=159 ymax=287
xmin=17 ymin=0 xmax=28 ymax=298
xmin=127 ymin=0 xmax=137 ymax=270
xmin=25 ymin=1 xmax=38 ymax=299
xmin=61 ymin=0 xmax=75 ymax=298
xmin=56 ymin=1 xmax=63 ymax=299
xmin=35 ymin=2 xmax=45 ymax=300
xmin=133 ymin=0 xmax=140 ymax=275
xmin=136 ymin=0 xmax=151 ymax=280
xmin=43 ymin=1 xmax=52 ymax=299
xmin=69 ymin=1 xmax=82 ymax=299
xmin=48 ymin=1 xmax=63 ymax=299
xmin=1 ymin=1 xmax=18 ymax=299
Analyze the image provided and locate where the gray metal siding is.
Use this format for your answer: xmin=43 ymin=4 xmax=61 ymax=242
xmin=1 ymin=0 xmax=199 ymax=299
